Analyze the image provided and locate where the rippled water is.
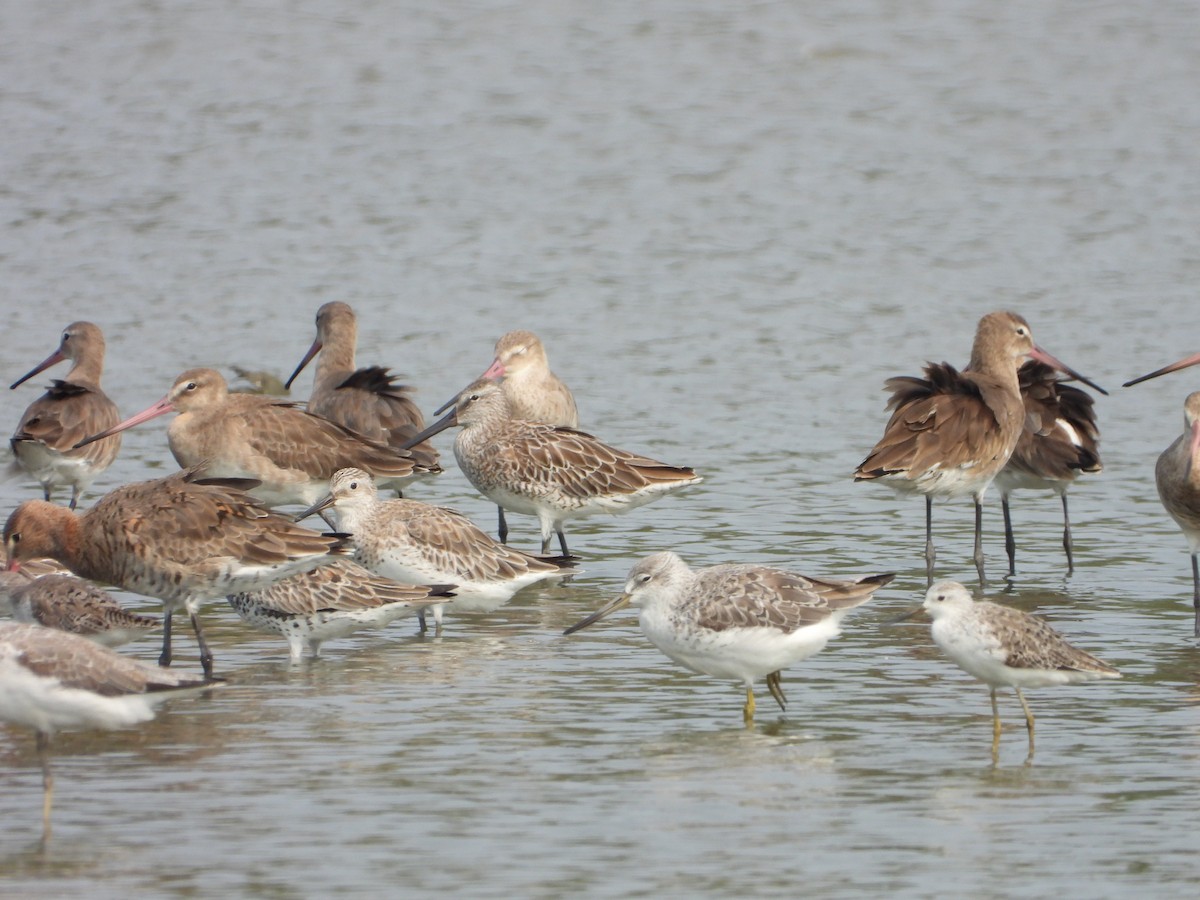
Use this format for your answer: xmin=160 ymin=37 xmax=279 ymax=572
xmin=3 ymin=0 xmax=1200 ymax=895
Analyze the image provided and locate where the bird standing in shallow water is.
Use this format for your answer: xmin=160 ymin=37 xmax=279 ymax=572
xmin=0 ymin=569 xmax=159 ymax=647
xmin=407 ymin=379 xmax=700 ymax=557
xmin=898 ymin=580 xmax=1120 ymax=761
xmin=0 ymin=621 xmax=219 ymax=840
xmin=284 ymin=301 xmax=439 ymax=472
xmin=3 ymin=468 xmax=350 ymax=677
xmin=564 ymin=551 xmax=893 ymax=725
xmin=993 ymin=360 xmax=1104 ymax=578
xmin=854 ymin=311 xmax=1102 ymax=587
xmin=9 ymin=321 xmax=122 ymax=509
xmin=434 ymin=330 xmax=579 ymax=544
xmin=299 ymin=468 xmax=576 ymax=631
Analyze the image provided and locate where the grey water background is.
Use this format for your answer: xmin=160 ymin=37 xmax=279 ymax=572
xmin=2 ymin=0 xmax=1199 ymax=895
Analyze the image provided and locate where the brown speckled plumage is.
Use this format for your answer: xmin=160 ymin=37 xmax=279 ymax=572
xmin=285 ymin=302 xmax=439 ymax=470
xmin=0 ymin=571 xmax=158 ymax=647
xmin=10 ymin=322 xmax=122 ymax=509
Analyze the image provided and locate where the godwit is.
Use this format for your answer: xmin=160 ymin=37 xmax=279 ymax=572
xmin=3 ymin=468 xmax=350 ymax=676
xmin=228 ymin=559 xmax=455 ymax=661
xmin=407 ymin=379 xmax=700 ymax=556
xmin=300 ymin=468 xmax=577 ymax=630
xmin=0 ymin=570 xmax=158 ymax=647
xmin=0 ymin=621 xmax=218 ymax=838
xmin=285 ymin=302 xmax=439 ymax=471
xmin=434 ymin=330 xmax=579 ymax=543
xmin=75 ymin=368 xmax=438 ymax=508
xmin=896 ymin=580 xmax=1120 ymax=760
xmin=9 ymin=321 xmax=122 ymax=509
xmin=564 ymin=551 xmax=893 ymax=724
xmin=1122 ymin=354 xmax=1200 ymax=635
xmin=854 ymin=311 xmax=1100 ymax=587
xmin=993 ymin=360 xmax=1104 ymax=577
xmin=1148 ymin=392 xmax=1200 ymax=637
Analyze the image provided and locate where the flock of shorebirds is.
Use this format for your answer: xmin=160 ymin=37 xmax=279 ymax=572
xmin=2 ymin=304 xmax=1200 ymax=834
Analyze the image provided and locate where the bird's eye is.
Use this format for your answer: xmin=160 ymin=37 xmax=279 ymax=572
xmin=349 ymin=481 xmax=359 ymax=491
xmin=186 ymin=382 xmax=198 ymax=391
xmin=8 ymin=532 xmax=20 ymax=546
xmin=61 ymin=332 xmax=71 ymax=342
xmin=637 ymin=573 xmax=651 ymax=585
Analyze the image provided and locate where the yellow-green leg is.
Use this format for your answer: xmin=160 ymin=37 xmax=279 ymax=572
xmin=765 ymin=671 xmax=787 ymax=711
xmin=1015 ymin=687 xmax=1036 ymax=759
xmin=990 ymin=688 xmax=1002 ymax=760
xmin=37 ymin=731 xmax=53 ymax=840
xmin=743 ymin=687 xmax=756 ymax=725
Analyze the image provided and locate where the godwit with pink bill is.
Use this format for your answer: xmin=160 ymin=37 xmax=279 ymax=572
xmin=9 ymin=321 xmax=122 ymax=509
xmin=0 ymin=569 xmax=158 ymax=647
xmin=408 ymin=379 xmax=701 ymax=556
xmin=74 ymin=368 xmax=438 ymax=508
xmin=854 ymin=311 xmax=1102 ymax=587
xmin=285 ymin=302 xmax=440 ymax=471
xmin=0 ymin=621 xmax=219 ymax=839
xmin=993 ymin=360 xmax=1104 ymax=577
xmin=434 ymin=330 xmax=580 ymax=544
xmin=300 ymin=468 xmax=577 ymax=630
xmin=3 ymin=468 xmax=350 ymax=676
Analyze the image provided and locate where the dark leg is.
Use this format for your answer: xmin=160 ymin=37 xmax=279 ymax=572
xmin=1002 ymin=495 xmax=1016 ymax=578
xmin=68 ymin=487 xmax=79 ymax=511
xmin=1061 ymin=492 xmax=1074 ymax=575
xmin=765 ymin=671 xmax=788 ymax=711
xmin=924 ymin=495 xmax=935 ymax=586
xmin=497 ymin=506 xmax=509 ymax=544
xmin=1192 ymin=553 xmax=1199 ymax=638
xmin=160 ymin=609 xmax=174 ymax=668
xmin=37 ymin=731 xmax=53 ymax=840
xmin=973 ymin=498 xmax=987 ymax=588
xmin=190 ymin=611 xmax=213 ymax=679
xmin=417 ymin=609 xmax=428 ymax=633
xmin=556 ymin=527 xmax=569 ymax=558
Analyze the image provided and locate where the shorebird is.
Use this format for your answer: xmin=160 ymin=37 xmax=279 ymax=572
xmin=228 ymin=559 xmax=455 ymax=661
xmin=0 ymin=569 xmax=158 ymax=647
xmin=435 ymin=330 xmax=579 ymax=544
xmin=300 ymin=468 xmax=577 ymax=630
xmin=406 ymin=379 xmax=701 ymax=556
xmin=564 ymin=551 xmax=893 ymax=724
xmin=9 ymin=321 xmax=122 ymax=509
xmin=1148 ymin=392 xmax=1200 ymax=637
xmin=854 ymin=311 xmax=1101 ymax=587
xmin=0 ymin=621 xmax=219 ymax=838
xmin=74 ymin=368 xmax=438 ymax=508
xmin=993 ymin=360 xmax=1104 ymax=577
xmin=898 ymin=580 xmax=1120 ymax=760
xmin=3 ymin=468 xmax=351 ymax=676
xmin=1122 ymin=354 xmax=1200 ymax=635
xmin=284 ymin=302 xmax=439 ymax=472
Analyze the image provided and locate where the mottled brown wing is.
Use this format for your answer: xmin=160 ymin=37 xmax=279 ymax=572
xmin=498 ymin=424 xmax=695 ymax=500
xmin=981 ymin=602 xmax=1117 ymax=674
xmin=228 ymin=396 xmax=425 ymax=479
xmin=693 ymin=567 xmax=891 ymax=633
xmin=400 ymin=503 xmax=563 ymax=578
xmin=91 ymin=470 xmax=348 ymax=570
xmin=255 ymin=560 xmax=447 ymax=614
xmin=13 ymin=382 xmax=121 ymax=461
xmin=10 ymin=625 xmax=174 ymax=695
xmin=313 ymin=367 xmax=435 ymax=463
xmin=855 ymin=362 xmax=1000 ymax=478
